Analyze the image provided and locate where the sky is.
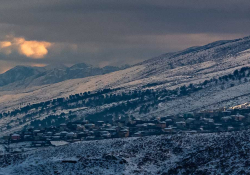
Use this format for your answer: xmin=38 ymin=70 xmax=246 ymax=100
xmin=0 ymin=0 xmax=249 ymax=73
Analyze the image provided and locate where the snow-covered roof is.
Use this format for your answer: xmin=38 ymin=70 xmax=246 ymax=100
xmin=12 ymin=134 xmax=20 ymax=137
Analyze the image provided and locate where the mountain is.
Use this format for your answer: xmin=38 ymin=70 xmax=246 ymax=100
xmin=1 ymin=36 xmax=250 ymax=106
xmin=0 ymin=63 xmax=125 ymax=90
xmin=1 ymin=130 xmax=250 ymax=174
xmin=1 ymin=36 xmax=250 ymax=135
xmin=0 ymin=66 xmax=43 ymax=87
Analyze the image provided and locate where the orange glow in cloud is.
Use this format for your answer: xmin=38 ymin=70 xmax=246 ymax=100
xmin=0 ymin=41 xmax=12 ymax=48
xmin=0 ymin=41 xmax=12 ymax=54
xmin=0 ymin=37 xmax=52 ymax=59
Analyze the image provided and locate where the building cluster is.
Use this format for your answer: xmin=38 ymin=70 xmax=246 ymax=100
xmin=2 ymin=106 xmax=250 ymax=149
xmin=2 ymin=119 xmax=166 ymax=146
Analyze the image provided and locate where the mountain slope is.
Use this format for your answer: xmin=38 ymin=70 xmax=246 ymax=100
xmin=0 ymin=66 xmax=43 ymax=87
xmin=0 ymin=63 xmax=124 ymax=90
xmin=1 ymin=36 xmax=250 ymax=135
xmin=1 ymin=36 xmax=250 ymax=111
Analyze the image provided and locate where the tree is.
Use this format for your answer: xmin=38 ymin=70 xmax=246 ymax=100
xmin=233 ymin=69 xmax=239 ymax=77
xmin=180 ymin=85 xmax=187 ymax=95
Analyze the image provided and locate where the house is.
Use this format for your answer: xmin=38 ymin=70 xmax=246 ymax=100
xmin=202 ymin=118 xmax=214 ymax=125
xmin=60 ymin=131 xmax=69 ymax=137
xmin=136 ymin=124 xmax=147 ymax=128
xmin=214 ymin=123 xmax=224 ymax=132
xmin=67 ymin=132 xmax=77 ymax=138
xmin=33 ymin=130 xmax=41 ymax=136
xmin=146 ymin=123 xmax=156 ymax=129
xmin=228 ymin=126 xmax=234 ymax=131
xmin=163 ymin=127 xmax=172 ymax=133
xmin=76 ymin=124 xmax=85 ymax=131
xmin=85 ymin=136 xmax=95 ymax=140
xmin=165 ymin=115 xmax=172 ymax=118
xmin=46 ymin=132 xmax=53 ymax=136
xmin=53 ymin=133 xmax=61 ymax=137
xmin=221 ymin=116 xmax=232 ymax=122
xmin=129 ymin=120 xmax=136 ymax=125
xmin=156 ymin=122 xmax=166 ymax=129
xmin=82 ymin=120 xmax=89 ymax=124
xmin=186 ymin=118 xmax=195 ymax=123
xmin=232 ymin=114 xmax=245 ymax=121
xmin=84 ymin=123 xmax=95 ymax=129
xmin=99 ymin=131 xmax=111 ymax=138
xmin=60 ymin=123 xmax=67 ymax=130
xmin=133 ymin=131 xmax=143 ymax=137
xmin=165 ymin=119 xmax=173 ymax=124
xmin=176 ymin=121 xmax=186 ymax=128
xmin=37 ymin=132 xmax=44 ymax=137
xmin=11 ymin=134 xmax=21 ymax=141
xmin=208 ymin=119 xmax=214 ymax=123
xmin=119 ymin=129 xmax=129 ymax=137
xmin=106 ymin=128 xmax=117 ymax=137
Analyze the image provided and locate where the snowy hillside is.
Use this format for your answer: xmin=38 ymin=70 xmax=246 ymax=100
xmin=1 ymin=130 xmax=250 ymax=174
xmin=1 ymin=36 xmax=250 ymax=112
xmin=0 ymin=63 xmax=124 ymax=90
xmin=1 ymin=36 xmax=250 ymax=135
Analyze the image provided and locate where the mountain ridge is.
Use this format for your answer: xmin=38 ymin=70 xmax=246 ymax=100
xmin=0 ymin=63 xmax=128 ymax=90
xmin=1 ymin=36 xmax=250 ymax=110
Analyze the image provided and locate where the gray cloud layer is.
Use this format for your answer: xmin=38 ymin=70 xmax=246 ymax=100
xmin=0 ymin=0 xmax=249 ymax=72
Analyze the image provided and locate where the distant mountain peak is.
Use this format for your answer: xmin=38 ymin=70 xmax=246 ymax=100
xmin=69 ymin=63 xmax=91 ymax=69
xmin=44 ymin=63 xmax=68 ymax=70
xmin=0 ymin=62 xmax=125 ymax=89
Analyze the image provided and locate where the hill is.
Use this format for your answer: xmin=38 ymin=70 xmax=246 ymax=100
xmin=0 ymin=63 xmax=125 ymax=90
xmin=1 ymin=130 xmax=250 ymax=174
xmin=1 ymin=36 xmax=250 ymax=135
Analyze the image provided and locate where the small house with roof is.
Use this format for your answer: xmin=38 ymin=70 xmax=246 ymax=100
xmin=11 ymin=134 xmax=21 ymax=141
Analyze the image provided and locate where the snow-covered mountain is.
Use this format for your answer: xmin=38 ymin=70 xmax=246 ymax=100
xmin=0 ymin=63 xmax=124 ymax=89
xmin=1 ymin=130 xmax=250 ymax=174
xmin=1 ymin=36 xmax=250 ymax=135
xmin=1 ymin=36 xmax=250 ymax=110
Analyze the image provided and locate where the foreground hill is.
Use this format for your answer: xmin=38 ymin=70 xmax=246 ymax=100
xmin=1 ymin=130 xmax=250 ymax=174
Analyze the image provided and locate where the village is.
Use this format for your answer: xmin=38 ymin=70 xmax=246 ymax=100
xmin=1 ymin=103 xmax=250 ymax=155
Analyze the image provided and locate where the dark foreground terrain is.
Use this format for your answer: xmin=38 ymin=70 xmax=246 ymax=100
xmin=1 ymin=130 xmax=250 ymax=175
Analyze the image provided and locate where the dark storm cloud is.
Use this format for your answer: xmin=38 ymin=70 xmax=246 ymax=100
xmin=0 ymin=0 xmax=249 ymax=72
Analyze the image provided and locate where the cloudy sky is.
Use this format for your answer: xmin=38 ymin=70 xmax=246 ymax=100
xmin=0 ymin=0 xmax=249 ymax=73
